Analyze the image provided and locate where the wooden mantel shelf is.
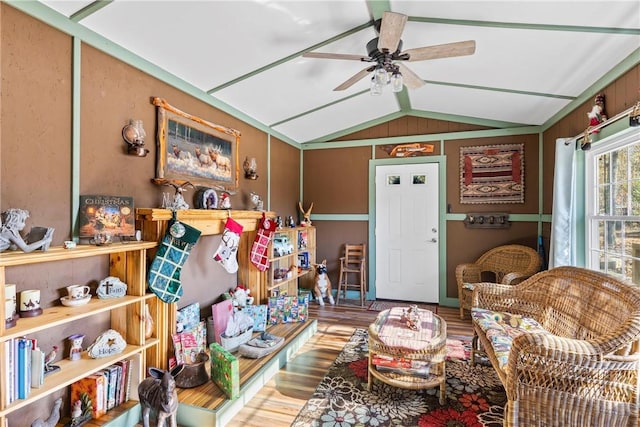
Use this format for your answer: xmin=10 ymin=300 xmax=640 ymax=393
xmin=136 ymin=208 xmax=275 ymax=236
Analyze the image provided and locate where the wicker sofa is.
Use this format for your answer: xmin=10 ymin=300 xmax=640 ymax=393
xmin=471 ymin=266 xmax=640 ymax=427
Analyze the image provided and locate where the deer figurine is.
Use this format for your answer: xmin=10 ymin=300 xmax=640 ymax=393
xmin=139 ymin=366 xmax=183 ymax=427
xmin=298 ymin=202 xmax=313 ymax=226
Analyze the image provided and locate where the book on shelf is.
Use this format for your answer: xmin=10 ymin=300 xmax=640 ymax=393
xmin=17 ymin=338 xmax=32 ymax=399
xmin=101 ymin=365 xmax=120 ymax=410
xmin=114 ymin=359 xmax=132 ymax=404
xmin=4 ymin=339 xmax=14 ymax=405
xmin=70 ymin=374 xmax=107 ymax=419
xmin=30 ymin=347 xmax=44 ymax=389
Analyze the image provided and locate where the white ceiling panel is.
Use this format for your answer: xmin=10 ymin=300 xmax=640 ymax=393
xmin=78 ymin=1 xmax=371 ymax=90
xmin=403 ymin=23 xmax=640 ymax=95
xmin=394 ymin=1 xmax=640 ymax=28
xmin=273 ymin=91 xmax=401 ymax=142
xmin=29 ymin=1 xmax=640 ymax=145
xmin=411 ymin=84 xmax=573 ymax=125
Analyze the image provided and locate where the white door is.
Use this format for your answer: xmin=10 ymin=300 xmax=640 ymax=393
xmin=375 ymin=163 xmax=440 ymax=302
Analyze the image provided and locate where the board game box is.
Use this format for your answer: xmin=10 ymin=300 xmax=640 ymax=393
xmin=78 ymin=195 xmax=135 ymax=238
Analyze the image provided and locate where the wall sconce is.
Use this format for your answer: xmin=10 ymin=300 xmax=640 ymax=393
xmin=243 ymin=156 xmax=258 ymax=180
xmin=122 ymin=119 xmax=149 ymax=157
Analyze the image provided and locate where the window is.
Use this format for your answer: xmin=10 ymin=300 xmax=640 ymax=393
xmin=586 ymin=129 xmax=640 ymax=285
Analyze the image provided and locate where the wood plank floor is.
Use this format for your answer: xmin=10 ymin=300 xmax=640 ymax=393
xmin=226 ymin=302 xmax=472 ymax=427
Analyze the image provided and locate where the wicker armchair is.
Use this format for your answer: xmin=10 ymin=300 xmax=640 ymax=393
xmin=471 ymin=266 xmax=640 ymax=427
xmin=455 ymin=244 xmax=541 ymax=319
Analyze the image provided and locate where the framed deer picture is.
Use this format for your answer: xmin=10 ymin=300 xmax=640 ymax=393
xmin=151 ymin=97 xmax=240 ymax=191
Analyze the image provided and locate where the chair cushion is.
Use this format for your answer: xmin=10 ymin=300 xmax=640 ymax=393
xmin=472 ymin=308 xmax=549 ymax=369
xmin=462 ymin=282 xmax=475 ymax=291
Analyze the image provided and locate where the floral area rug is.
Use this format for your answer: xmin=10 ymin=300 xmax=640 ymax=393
xmin=291 ymin=329 xmax=505 ymax=427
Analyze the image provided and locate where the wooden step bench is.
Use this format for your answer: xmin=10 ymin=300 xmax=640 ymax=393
xmin=102 ymin=319 xmax=318 ymax=426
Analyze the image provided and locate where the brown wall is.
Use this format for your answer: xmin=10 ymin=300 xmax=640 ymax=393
xmin=269 ymin=138 xmax=300 ymax=219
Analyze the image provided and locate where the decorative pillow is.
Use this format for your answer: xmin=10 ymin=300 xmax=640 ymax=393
xmin=472 ymin=308 xmax=548 ymax=369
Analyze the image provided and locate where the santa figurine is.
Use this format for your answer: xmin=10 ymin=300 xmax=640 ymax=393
xmin=587 ymin=93 xmax=607 ymax=132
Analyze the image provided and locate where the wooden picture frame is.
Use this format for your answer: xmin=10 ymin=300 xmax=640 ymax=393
xmin=151 ymin=97 xmax=241 ymax=190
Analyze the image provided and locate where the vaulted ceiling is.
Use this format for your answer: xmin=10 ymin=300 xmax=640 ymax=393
xmin=20 ymin=1 xmax=640 ymax=145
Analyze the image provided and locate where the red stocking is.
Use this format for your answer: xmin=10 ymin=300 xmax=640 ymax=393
xmin=250 ymin=213 xmax=277 ymax=271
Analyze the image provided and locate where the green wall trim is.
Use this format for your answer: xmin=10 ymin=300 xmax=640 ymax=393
xmin=421 ymin=79 xmax=574 ymax=100
xmin=396 ymin=87 xmax=412 ymax=110
xmin=576 ymin=150 xmax=586 ymax=267
xmin=367 ymin=0 xmax=391 ymax=20
xmin=318 ymin=213 xmax=550 ymax=223
xmin=538 ymin=132 xmax=544 ymax=237
xmin=368 ymin=156 xmax=447 ymax=304
xmin=71 ymin=37 xmax=81 ymax=240
xmin=267 ymin=135 xmax=272 ymax=211
xmin=409 ymin=16 xmax=640 ymax=35
xmin=299 ymin=147 xmax=303 ymax=203
xmin=446 ymin=214 xmax=467 ymax=221
xmin=408 ymin=109 xmax=526 ymax=129
xmin=69 ymin=1 xmax=112 ymax=22
xmin=4 ymin=0 xmax=302 ymax=150
xmin=302 ymin=125 xmax=541 ymax=150
xmin=311 ymin=214 xmax=369 ymax=221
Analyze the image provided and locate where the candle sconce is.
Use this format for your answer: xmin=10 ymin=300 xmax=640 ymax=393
xmin=243 ymin=157 xmax=258 ymax=180
xmin=122 ymin=119 xmax=149 ymax=157
xmin=464 ymin=213 xmax=510 ymax=229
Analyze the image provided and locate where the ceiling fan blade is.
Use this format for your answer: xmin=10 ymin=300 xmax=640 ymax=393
xmin=334 ymin=67 xmax=372 ymax=91
xmin=303 ymin=52 xmax=365 ymax=61
xmin=397 ymin=63 xmax=425 ymax=90
xmin=377 ymin=11 xmax=407 ymax=52
xmin=404 ymin=40 xmax=476 ymax=62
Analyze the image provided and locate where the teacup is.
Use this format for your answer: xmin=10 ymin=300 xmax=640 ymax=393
xmin=66 ymin=285 xmax=91 ymax=300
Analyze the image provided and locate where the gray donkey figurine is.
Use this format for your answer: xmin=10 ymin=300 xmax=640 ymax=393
xmin=139 ymin=366 xmax=183 ymax=427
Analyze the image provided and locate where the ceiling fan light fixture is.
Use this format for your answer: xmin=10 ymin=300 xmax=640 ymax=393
xmin=390 ymin=71 xmax=403 ymax=93
xmin=374 ymin=66 xmax=388 ymax=86
xmin=370 ymin=76 xmax=382 ymax=96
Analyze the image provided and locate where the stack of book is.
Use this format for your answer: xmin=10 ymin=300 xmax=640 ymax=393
xmin=69 ymin=359 xmax=132 ymax=420
xmin=3 ymin=337 xmax=46 ymax=405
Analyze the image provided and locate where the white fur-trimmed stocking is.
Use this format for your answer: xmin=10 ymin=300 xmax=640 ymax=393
xmin=213 ymin=217 xmax=243 ymax=273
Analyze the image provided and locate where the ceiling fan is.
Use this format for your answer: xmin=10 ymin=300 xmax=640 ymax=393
xmin=303 ymin=11 xmax=476 ymax=92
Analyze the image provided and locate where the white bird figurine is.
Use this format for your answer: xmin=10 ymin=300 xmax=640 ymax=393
xmin=44 ymin=345 xmax=58 ymax=370
xmin=71 ymin=399 xmax=82 ymax=419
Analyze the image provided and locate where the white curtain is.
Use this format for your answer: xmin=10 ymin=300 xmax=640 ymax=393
xmin=549 ymin=138 xmax=578 ymax=268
